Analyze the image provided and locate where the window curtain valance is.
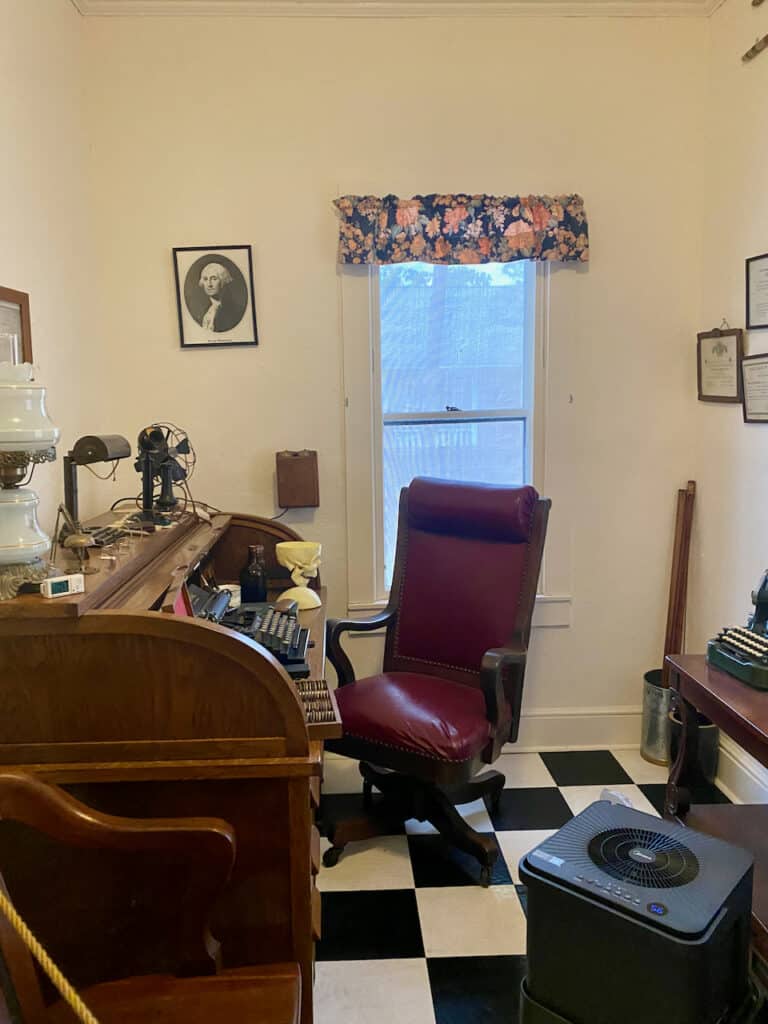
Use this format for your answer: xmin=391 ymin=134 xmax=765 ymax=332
xmin=333 ymin=193 xmax=589 ymax=266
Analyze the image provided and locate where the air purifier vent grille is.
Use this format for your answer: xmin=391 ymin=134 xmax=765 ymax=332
xmin=587 ymin=828 xmax=700 ymax=889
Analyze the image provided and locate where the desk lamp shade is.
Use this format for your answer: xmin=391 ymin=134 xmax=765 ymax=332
xmin=0 ymin=363 xmax=60 ymax=597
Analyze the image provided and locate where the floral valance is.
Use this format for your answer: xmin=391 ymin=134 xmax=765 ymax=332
xmin=333 ymin=193 xmax=589 ymax=266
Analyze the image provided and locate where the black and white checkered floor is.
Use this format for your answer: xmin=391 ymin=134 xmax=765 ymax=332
xmin=314 ymin=748 xmax=732 ymax=1024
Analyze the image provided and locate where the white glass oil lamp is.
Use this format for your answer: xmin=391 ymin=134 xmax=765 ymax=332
xmin=0 ymin=346 xmax=60 ymax=600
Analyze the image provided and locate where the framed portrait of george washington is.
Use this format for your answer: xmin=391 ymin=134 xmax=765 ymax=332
xmin=173 ymin=244 xmax=258 ymax=349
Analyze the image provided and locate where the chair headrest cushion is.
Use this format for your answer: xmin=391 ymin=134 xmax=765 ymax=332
xmin=407 ymin=478 xmax=540 ymax=543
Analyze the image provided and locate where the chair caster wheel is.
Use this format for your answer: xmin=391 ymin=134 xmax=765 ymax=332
xmin=323 ymin=846 xmax=343 ymax=868
xmin=479 ymin=866 xmax=492 ymax=887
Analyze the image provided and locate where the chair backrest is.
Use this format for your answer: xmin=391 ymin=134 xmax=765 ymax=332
xmin=384 ymin=477 xmax=550 ymax=690
xmin=0 ymin=771 xmax=236 ymax=1019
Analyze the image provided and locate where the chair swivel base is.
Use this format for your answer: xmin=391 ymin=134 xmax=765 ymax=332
xmin=321 ymin=761 xmax=505 ymax=886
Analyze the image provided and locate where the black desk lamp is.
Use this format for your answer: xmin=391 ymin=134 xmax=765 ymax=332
xmin=63 ymin=435 xmax=131 ymax=522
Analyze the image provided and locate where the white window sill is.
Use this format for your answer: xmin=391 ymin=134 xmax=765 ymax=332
xmin=346 ymin=594 xmax=571 ymax=631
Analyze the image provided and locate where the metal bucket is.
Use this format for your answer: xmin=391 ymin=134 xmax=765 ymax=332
xmin=640 ymin=669 xmax=671 ymax=765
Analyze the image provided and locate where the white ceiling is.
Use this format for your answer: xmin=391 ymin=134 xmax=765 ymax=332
xmin=71 ymin=0 xmax=722 ymax=18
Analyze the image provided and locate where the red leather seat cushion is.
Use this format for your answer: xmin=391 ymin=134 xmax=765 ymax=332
xmin=335 ymin=672 xmax=492 ymax=763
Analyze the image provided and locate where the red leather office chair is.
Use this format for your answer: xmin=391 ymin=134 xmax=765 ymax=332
xmin=324 ymin=477 xmax=550 ymax=885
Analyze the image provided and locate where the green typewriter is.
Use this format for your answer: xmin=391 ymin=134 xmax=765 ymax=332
xmin=707 ymin=571 xmax=768 ymax=690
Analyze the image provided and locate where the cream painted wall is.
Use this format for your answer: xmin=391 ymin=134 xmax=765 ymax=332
xmin=1 ymin=0 xmax=90 ymax=531
xmin=79 ymin=14 xmax=707 ymax=729
xmin=687 ymin=0 xmax=768 ymax=645
xmin=685 ymin=0 xmax=768 ymax=792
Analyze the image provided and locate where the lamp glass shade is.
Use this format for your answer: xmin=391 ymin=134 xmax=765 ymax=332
xmin=0 ymin=383 xmax=60 ymax=452
xmin=0 ymin=488 xmax=50 ymax=565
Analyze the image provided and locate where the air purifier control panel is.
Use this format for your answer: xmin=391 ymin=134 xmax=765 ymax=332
xmin=571 ymin=871 xmax=642 ymax=907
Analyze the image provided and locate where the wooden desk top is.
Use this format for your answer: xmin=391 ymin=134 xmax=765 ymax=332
xmin=0 ymin=510 xmax=340 ymax=767
xmin=0 ymin=513 xmax=230 ymax=620
xmin=666 ymin=654 xmax=768 ymax=768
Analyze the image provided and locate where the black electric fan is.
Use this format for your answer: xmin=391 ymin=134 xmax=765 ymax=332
xmin=134 ymin=424 xmax=193 ymax=523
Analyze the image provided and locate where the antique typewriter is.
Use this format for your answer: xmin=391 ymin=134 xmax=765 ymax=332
xmin=220 ymin=602 xmax=311 ymax=680
xmin=187 ymin=586 xmax=311 ymax=679
xmin=707 ymin=570 xmax=768 ymax=690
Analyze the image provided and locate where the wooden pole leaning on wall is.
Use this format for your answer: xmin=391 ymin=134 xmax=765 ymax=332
xmin=661 ymin=481 xmax=696 ymax=689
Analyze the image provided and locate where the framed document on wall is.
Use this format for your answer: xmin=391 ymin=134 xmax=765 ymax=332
xmin=697 ymin=328 xmax=743 ymax=402
xmin=173 ymin=245 xmax=258 ymax=349
xmin=0 ymin=286 xmax=32 ymax=363
xmin=741 ymin=352 xmax=768 ymax=422
xmin=747 ymin=254 xmax=768 ymax=330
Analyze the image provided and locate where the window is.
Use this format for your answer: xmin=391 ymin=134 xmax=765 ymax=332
xmin=341 ymin=261 xmax=546 ymax=609
xmin=377 ymin=262 xmax=537 ymax=589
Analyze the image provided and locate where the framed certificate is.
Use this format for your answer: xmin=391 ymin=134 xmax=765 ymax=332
xmin=747 ymin=253 xmax=768 ymax=330
xmin=741 ymin=352 xmax=768 ymax=422
xmin=697 ymin=328 xmax=743 ymax=402
xmin=0 ymin=286 xmax=32 ymax=363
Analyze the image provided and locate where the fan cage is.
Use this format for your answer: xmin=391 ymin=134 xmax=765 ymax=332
xmin=587 ymin=828 xmax=700 ymax=889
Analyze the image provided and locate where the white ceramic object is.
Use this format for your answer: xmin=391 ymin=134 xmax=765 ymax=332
xmin=275 ymin=540 xmax=322 ymax=610
xmin=0 ymin=488 xmax=51 ymax=565
xmin=0 ymin=381 xmax=60 ymax=452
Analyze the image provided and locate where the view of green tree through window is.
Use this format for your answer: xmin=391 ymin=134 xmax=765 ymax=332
xmin=379 ymin=261 xmax=535 ymax=587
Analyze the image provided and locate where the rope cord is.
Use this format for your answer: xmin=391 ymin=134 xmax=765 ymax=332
xmin=0 ymin=887 xmax=99 ymax=1024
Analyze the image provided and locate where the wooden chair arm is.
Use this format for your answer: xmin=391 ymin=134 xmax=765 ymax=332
xmin=326 ymin=610 xmax=397 ymax=687
xmin=481 ymin=645 xmax=527 ymax=754
xmin=0 ymin=771 xmax=235 ymax=868
xmin=0 ymin=771 xmax=237 ymax=978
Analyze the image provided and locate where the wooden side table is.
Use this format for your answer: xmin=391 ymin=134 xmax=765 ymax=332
xmin=666 ymin=653 xmax=768 ymax=961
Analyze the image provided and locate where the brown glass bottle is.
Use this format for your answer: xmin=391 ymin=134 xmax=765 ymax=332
xmin=239 ymin=544 xmax=268 ymax=603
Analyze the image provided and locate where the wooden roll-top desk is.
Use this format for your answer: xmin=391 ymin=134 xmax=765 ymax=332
xmin=0 ymin=511 xmax=340 ymax=1024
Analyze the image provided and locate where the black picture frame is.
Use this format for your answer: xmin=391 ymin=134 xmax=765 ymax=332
xmin=696 ymin=327 xmax=743 ymax=403
xmin=746 ymin=253 xmax=768 ymax=331
xmin=741 ymin=352 xmax=768 ymax=423
xmin=173 ymin=244 xmax=258 ymax=349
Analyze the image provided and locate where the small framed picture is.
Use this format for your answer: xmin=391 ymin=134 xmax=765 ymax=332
xmin=746 ymin=253 xmax=768 ymax=330
xmin=173 ymin=245 xmax=258 ymax=349
xmin=0 ymin=286 xmax=32 ymax=363
xmin=697 ymin=328 xmax=743 ymax=403
xmin=742 ymin=352 xmax=768 ymax=423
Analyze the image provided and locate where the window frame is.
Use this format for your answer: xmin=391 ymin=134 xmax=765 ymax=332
xmin=340 ymin=261 xmax=551 ymax=611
